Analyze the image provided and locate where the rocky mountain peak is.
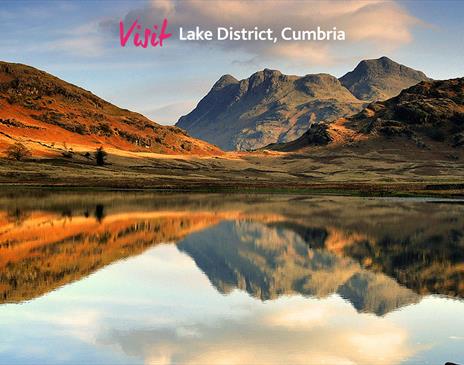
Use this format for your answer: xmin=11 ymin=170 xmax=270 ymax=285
xmin=246 ymin=69 xmax=286 ymax=91
xmin=212 ymin=74 xmax=238 ymax=90
xmin=339 ymin=56 xmax=430 ymax=101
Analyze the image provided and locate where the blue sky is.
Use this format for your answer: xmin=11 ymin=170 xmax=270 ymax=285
xmin=0 ymin=0 xmax=463 ymax=124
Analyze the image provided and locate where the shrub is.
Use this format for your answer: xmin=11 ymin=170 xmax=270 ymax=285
xmin=180 ymin=142 xmax=192 ymax=151
xmin=427 ymin=127 xmax=446 ymax=142
xmin=61 ymin=149 xmax=74 ymax=158
xmin=6 ymin=142 xmax=32 ymax=161
xmin=94 ymin=204 xmax=105 ymax=223
xmin=95 ymin=146 xmax=107 ymax=166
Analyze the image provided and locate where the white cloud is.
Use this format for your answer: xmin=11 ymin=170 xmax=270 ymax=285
xmin=104 ymin=296 xmax=418 ymax=365
xmin=118 ymin=0 xmax=422 ymax=66
xmin=43 ymin=20 xmax=111 ymax=57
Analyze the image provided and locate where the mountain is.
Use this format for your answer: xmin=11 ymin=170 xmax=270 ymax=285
xmin=177 ymin=69 xmax=364 ymax=150
xmin=268 ymin=77 xmax=464 ymax=152
xmin=176 ymin=57 xmax=429 ymax=151
xmin=339 ymin=56 xmax=430 ymax=101
xmin=0 ymin=61 xmax=221 ymax=158
xmin=349 ymin=77 xmax=464 ymax=147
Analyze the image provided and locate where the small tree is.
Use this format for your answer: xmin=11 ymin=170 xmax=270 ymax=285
xmin=95 ymin=146 xmax=107 ymax=166
xmin=6 ymin=142 xmax=32 ymax=161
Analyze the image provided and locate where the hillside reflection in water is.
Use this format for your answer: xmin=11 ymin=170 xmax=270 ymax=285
xmin=0 ymin=192 xmax=463 ymax=364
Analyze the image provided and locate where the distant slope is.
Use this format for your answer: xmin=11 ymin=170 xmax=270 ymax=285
xmin=268 ymin=77 xmax=464 ymax=152
xmin=339 ymin=56 xmax=430 ymax=101
xmin=177 ymin=69 xmax=364 ymax=151
xmin=0 ymin=61 xmax=221 ymax=157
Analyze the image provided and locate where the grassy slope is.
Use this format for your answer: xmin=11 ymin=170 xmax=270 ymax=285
xmin=0 ymin=61 xmax=222 ymax=157
xmin=0 ymin=137 xmax=463 ymax=197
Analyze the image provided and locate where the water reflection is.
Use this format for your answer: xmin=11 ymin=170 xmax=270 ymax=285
xmin=178 ymin=220 xmax=421 ymax=315
xmin=0 ymin=192 xmax=463 ymax=364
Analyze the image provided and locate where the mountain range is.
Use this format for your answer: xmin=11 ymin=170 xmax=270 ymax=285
xmin=176 ymin=57 xmax=430 ymax=150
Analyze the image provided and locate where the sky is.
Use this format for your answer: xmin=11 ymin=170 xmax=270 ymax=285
xmin=0 ymin=0 xmax=463 ymax=125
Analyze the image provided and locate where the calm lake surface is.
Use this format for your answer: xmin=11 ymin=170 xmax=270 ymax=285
xmin=0 ymin=191 xmax=463 ymax=365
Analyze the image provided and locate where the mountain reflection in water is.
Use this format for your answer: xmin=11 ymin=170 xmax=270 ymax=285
xmin=0 ymin=192 xmax=463 ymax=364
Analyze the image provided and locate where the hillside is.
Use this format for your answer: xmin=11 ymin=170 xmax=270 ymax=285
xmin=176 ymin=57 xmax=429 ymax=151
xmin=0 ymin=61 xmax=462 ymax=192
xmin=0 ymin=61 xmax=221 ymax=158
xmin=268 ymin=77 xmax=464 ymax=152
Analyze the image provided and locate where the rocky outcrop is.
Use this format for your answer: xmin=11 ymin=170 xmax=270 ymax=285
xmin=349 ymin=78 xmax=464 ymax=147
xmin=269 ymin=77 xmax=464 ymax=152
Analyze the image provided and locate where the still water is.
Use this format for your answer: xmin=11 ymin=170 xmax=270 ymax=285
xmin=0 ymin=192 xmax=463 ymax=365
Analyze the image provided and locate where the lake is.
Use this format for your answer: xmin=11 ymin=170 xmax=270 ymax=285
xmin=0 ymin=191 xmax=463 ymax=365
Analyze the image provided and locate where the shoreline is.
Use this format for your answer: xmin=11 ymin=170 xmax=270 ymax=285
xmin=1 ymin=181 xmax=463 ymax=198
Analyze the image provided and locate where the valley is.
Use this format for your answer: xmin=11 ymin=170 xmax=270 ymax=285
xmin=0 ymin=58 xmax=462 ymax=197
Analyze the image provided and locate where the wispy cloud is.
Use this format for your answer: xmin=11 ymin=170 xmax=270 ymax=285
xmin=45 ymin=20 xmax=109 ymax=57
xmin=142 ymin=101 xmax=198 ymax=124
xmin=45 ymin=35 xmax=105 ymax=57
